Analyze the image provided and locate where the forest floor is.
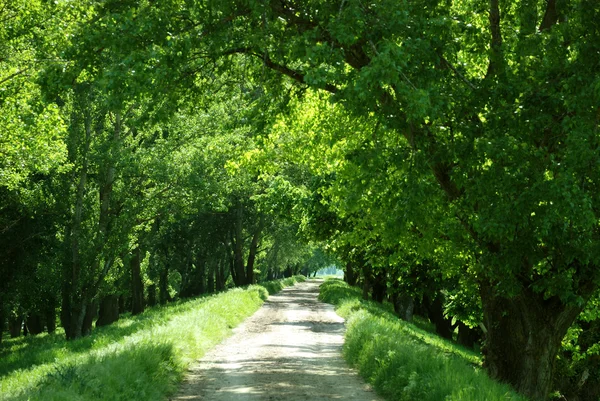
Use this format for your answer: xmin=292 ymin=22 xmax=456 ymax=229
xmin=172 ymin=279 xmax=381 ymax=401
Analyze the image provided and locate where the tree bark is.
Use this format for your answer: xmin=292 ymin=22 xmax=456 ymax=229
xmin=96 ymin=295 xmax=119 ymax=327
xmin=0 ymin=303 xmax=4 ymax=344
xmin=26 ymin=314 xmax=44 ymax=335
xmin=481 ymin=283 xmax=587 ymax=401
xmin=147 ymin=284 xmax=157 ymax=306
xmin=232 ymin=203 xmax=246 ymax=286
xmin=62 ymin=103 xmax=92 ymax=340
xmin=159 ymin=265 xmax=170 ymax=305
xmin=423 ymin=294 xmax=454 ymax=340
xmin=215 ymin=260 xmax=226 ymax=291
xmin=344 ymin=261 xmax=358 ymax=286
xmin=245 ymin=215 xmax=265 ymax=286
xmin=457 ymin=321 xmax=481 ymax=348
xmin=206 ymin=262 xmax=215 ymax=293
xmin=371 ymin=270 xmax=387 ymax=303
xmin=44 ymin=296 xmax=57 ymax=333
xmin=130 ymin=247 xmax=144 ymax=315
xmin=392 ymin=293 xmax=415 ymax=322
xmin=82 ymin=300 xmax=96 ymax=336
xmin=8 ymin=315 xmax=22 ymax=338
xmin=197 ymin=256 xmax=206 ymax=295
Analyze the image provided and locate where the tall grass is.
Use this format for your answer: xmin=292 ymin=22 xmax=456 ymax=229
xmin=0 ymin=276 xmax=305 ymax=401
xmin=319 ymin=279 xmax=528 ymax=401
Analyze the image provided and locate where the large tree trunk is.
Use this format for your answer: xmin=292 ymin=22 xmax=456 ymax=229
xmin=371 ymin=270 xmax=387 ymax=303
xmin=392 ymin=293 xmax=415 ymax=322
xmin=82 ymin=300 xmax=96 ymax=336
xmin=26 ymin=314 xmax=44 ymax=335
xmin=456 ymin=321 xmax=481 ymax=349
xmin=8 ymin=315 xmax=22 ymax=338
xmin=62 ymin=299 xmax=88 ymax=340
xmin=130 ymin=247 xmax=144 ymax=315
xmin=96 ymin=295 xmax=119 ymax=327
xmin=481 ymin=284 xmax=586 ymax=401
xmin=344 ymin=261 xmax=358 ymax=286
xmin=423 ymin=294 xmax=454 ymax=340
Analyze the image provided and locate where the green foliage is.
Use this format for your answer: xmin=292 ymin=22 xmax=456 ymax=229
xmin=0 ymin=277 xmax=300 ymax=401
xmin=319 ymin=279 xmax=526 ymax=401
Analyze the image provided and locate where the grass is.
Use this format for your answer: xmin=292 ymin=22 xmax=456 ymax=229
xmin=0 ymin=275 xmax=306 ymax=401
xmin=260 ymin=275 xmax=306 ymax=295
xmin=319 ymin=279 xmax=528 ymax=401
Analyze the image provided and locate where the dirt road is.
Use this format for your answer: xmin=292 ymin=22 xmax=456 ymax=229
xmin=173 ymin=279 xmax=381 ymax=401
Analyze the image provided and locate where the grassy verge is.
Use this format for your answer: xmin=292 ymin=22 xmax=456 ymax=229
xmin=319 ymin=279 xmax=527 ymax=401
xmin=0 ymin=275 xmax=305 ymax=401
xmin=260 ymin=275 xmax=306 ymax=295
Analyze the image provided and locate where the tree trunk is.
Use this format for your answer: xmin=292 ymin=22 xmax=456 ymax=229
xmin=159 ymin=265 xmax=169 ymax=305
xmin=62 ymin=298 xmax=88 ymax=339
xmin=457 ymin=321 xmax=481 ymax=348
xmin=423 ymin=294 xmax=454 ymax=340
xmin=232 ymin=203 xmax=246 ymax=286
xmin=206 ymin=262 xmax=215 ymax=293
xmin=62 ymin=103 xmax=91 ymax=341
xmin=130 ymin=247 xmax=144 ymax=315
xmin=481 ymin=284 xmax=586 ymax=401
xmin=371 ymin=270 xmax=387 ymax=303
xmin=197 ymin=256 xmax=206 ymax=295
xmin=26 ymin=314 xmax=44 ymax=335
xmin=82 ymin=300 xmax=96 ymax=336
xmin=361 ymin=264 xmax=372 ymax=301
xmin=118 ymin=294 xmax=126 ymax=313
xmin=0 ymin=304 xmax=4 ymax=344
xmin=344 ymin=261 xmax=358 ymax=286
xmin=8 ymin=315 xmax=22 ymax=338
xmin=392 ymin=293 xmax=415 ymax=322
xmin=147 ymin=284 xmax=157 ymax=306
xmin=245 ymin=215 xmax=264 ymax=286
xmin=96 ymin=295 xmax=119 ymax=327
xmin=215 ymin=260 xmax=226 ymax=291
xmin=44 ymin=296 xmax=57 ymax=333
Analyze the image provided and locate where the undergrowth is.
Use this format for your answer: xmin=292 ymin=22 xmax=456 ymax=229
xmin=319 ymin=279 xmax=528 ymax=401
xmin=0 ymin=275 xmax=305 ymax=401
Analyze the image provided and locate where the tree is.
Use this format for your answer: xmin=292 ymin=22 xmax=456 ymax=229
xmin=182 ymin=2 xmax=599 ymax=398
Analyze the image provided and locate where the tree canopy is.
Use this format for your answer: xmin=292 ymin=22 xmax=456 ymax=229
xmin=1 ymin=1 xmax=599 ymax=400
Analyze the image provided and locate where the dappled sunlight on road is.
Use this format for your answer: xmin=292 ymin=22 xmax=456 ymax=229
xmin=174 ymin=280 xmax=380 ymax=401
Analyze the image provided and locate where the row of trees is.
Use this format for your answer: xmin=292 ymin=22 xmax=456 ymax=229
xmin=1 ymin=0 xmax=599 ymax=400
xmin=0 ymin=0 xmax=331 ymax=342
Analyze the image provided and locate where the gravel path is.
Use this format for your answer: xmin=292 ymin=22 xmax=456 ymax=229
xmin=172 ymin=279 xmax=381 ymax=401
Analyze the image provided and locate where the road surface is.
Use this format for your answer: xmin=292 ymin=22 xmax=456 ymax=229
xmin=173 ymin=279 xmax=381 ymax=401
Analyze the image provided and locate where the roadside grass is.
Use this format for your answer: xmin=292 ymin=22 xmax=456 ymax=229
xmin=0 ymin=275 xmax=305 ymax=401
xmin=319 ymin=279 xmax=528 ymax=401
xmin=261 ymin=275 xmax=306 ymax=295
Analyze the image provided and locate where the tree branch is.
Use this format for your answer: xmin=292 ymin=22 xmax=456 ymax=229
xmin=439 ymin=55 xmax=477 ymax=90
xmin=486 ymin=0 xmax=504 ymax=78
xmin=539 ymin=0 xmax=559 ymax=31
xmin=221 ymin=47 xmax=338 ymax=94
xmin=0 ymin=67 xmax=31 ymax=86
